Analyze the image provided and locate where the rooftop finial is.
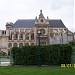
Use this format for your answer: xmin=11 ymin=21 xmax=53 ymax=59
xmin=40 ymin=10 xmax=42 ymax=15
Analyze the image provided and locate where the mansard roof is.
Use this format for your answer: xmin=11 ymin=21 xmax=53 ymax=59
xmin=13 ymin=19 xmax=66 ymax=28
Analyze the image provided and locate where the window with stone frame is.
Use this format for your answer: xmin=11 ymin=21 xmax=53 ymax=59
xmin=31 ymin=43 xmax=34 ymax=45
xmin=2 ymin=31 xmax=4 ymax=34
xmin=14 ymin=32 xmax=18 ymax=40
xmin=9 ymin=33 xmax=13 ymax=40
xmin=25 ymin=33 xmax=29 ymax=40
xmin=31 ymin=33 xmax=34 ymax=40
xmin=13 ymin=43 xmax=17 ymax=47
xmin=8 ymin=43 xmax=12 ymax=47
xmin=19 ymin=33 xmax=23 ymax=40
xmin=19 ymin=43 xmax=23 ymax=47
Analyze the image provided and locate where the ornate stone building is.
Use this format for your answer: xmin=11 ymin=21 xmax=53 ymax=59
xmin=0 ymin=10 xmax=74 ymax=54
xmin=74 ymin=32 xmax=75 ymax=40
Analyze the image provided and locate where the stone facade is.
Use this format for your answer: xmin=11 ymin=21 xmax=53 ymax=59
xmin=74 ymin=32 xmax=75 ymax=40
xmin=0 ymin=10 xmax=74 ymax=54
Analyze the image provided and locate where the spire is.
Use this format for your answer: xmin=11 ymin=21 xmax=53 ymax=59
xmin=47 ymin=16 xmax=49 ymax=20
xmin=40 ymin=10 xmax=42 ymax=15
xmin=35 ymin=16 xmax=37 ymax=20
xmin=39 ymin=10 xmax=45 ymax=18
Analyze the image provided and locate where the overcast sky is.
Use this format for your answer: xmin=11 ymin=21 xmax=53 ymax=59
xmin=0 ymin=0 xmax=74 ymax=32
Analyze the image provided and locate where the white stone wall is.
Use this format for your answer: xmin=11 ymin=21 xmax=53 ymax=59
xmin=62 ymin=33 xmax=68 ymax=44
xmin=68 ymin=35 xmax=73 ymax=42
xmin=49 ymin=33 xmax=68 ymax=44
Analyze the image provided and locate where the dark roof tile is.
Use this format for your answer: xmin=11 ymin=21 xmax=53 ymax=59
xmin=49 ymin=20 xmax=66 ymax=28
xmin=13 ymin=19 xmax=35 ymax=28
xmin=13 ymin=19 xmax=66 ymax=28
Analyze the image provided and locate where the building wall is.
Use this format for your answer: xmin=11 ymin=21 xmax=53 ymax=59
xmin=0 ymin=26 xmax=74 ymax=54
xmin=0 ymin=10 xmax=74 ymax=54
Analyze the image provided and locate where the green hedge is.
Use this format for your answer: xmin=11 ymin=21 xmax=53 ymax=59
xmin=12 ymin=44 xmax=72 ymax=65
xmin=68 ymin=40 xmax=75 ymax=46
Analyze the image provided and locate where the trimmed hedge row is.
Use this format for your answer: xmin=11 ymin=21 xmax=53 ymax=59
xmin=12 ymin=44 xmax=72 ymax=65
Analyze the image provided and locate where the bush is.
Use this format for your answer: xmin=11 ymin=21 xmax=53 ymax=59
xmin=68 ymin=40 xmax=75 ymax=46
xmin=12 ymin=44 xmax=72 ymax=66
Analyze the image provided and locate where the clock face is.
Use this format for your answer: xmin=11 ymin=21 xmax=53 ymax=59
xmin=40 ymin=19 xmax=43 ymax=22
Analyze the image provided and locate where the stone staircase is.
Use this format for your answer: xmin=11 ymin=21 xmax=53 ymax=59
xmin=0 ymin=57 xmax=13 ymax=66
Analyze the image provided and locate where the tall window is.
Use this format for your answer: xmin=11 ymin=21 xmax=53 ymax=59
xmin=2 ymin=31 xmax=4 ymax=34
xmin=9 ymin=33 xmax=13 ymax=40
xmin=25 ymin=33 xmax=29 ymax=40
xmin=31 ymin=33 xmax=34 ymax=40
xmin=19 ymin=33 xmax=23 ymax=40
xmin=14 ymin=32 xmax=18 ymax=40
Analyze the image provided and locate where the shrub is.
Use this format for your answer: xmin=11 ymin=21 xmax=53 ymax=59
xmin=68 ymin=40 xmax=75 ymax=46
xmin=12 ymin=44 xmax=72 ymax=65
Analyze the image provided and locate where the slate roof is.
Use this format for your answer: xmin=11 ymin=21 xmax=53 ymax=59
xmin=12 ymin=19 xmax=66 ymax=28
xmin=49 ymin=20 xmax=66 ymax=28
xmin=13 ymin=19 xmax=35 ymax=28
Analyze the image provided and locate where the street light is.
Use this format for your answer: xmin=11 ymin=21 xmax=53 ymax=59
xmin=37 ymin=30 xmax=41 ymax=66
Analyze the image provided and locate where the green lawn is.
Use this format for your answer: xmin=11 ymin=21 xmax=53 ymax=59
xmin=0 ymin=66 xmax=75 ymax=75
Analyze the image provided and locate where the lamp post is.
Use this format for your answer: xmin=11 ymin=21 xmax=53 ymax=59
xmin=37 ymin=30 xmax=41 ymax=66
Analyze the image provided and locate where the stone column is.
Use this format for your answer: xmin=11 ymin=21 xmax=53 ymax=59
xmin=29 ymin=33 xmax=31 ymax=45
xmin=18 ymin=43 xmax=19 ymax=47
xmin=23 ymin=34 xmax=25 ymax=40
xmin=12 ymin=42 xmax=13 ymax=47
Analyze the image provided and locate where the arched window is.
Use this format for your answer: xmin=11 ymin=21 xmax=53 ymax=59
xmin=19 ymin=43 xmax=23 ymax=47
xmin=13 ymin=43 xmax=17 ymax=47
xmin=40 ymin=29 xmax=45 ymax=35
xmin=25 ymin=43 xmax=29 ymax=46
xmin=31 ymin=43 xmax=34 ymax=45
xmin=31 ymin=33 xmax=34 ymax=40
xmin=8 ymin=43 xmax=12 ymax=48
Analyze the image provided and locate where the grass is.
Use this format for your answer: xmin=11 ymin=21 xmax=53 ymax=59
xmin=0 ymin=45 xmax=75 ymax=75
xmin=0 ymin=66 xmax=75 ymax=75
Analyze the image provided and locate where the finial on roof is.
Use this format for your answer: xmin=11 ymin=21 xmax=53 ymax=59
xmin=47 ymin=16 xmax=49 ymax=19
xmin=40 ymin=10 xmax=42 ymax=15
xmin=35 ymin=16 xmax=37 ymax=19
